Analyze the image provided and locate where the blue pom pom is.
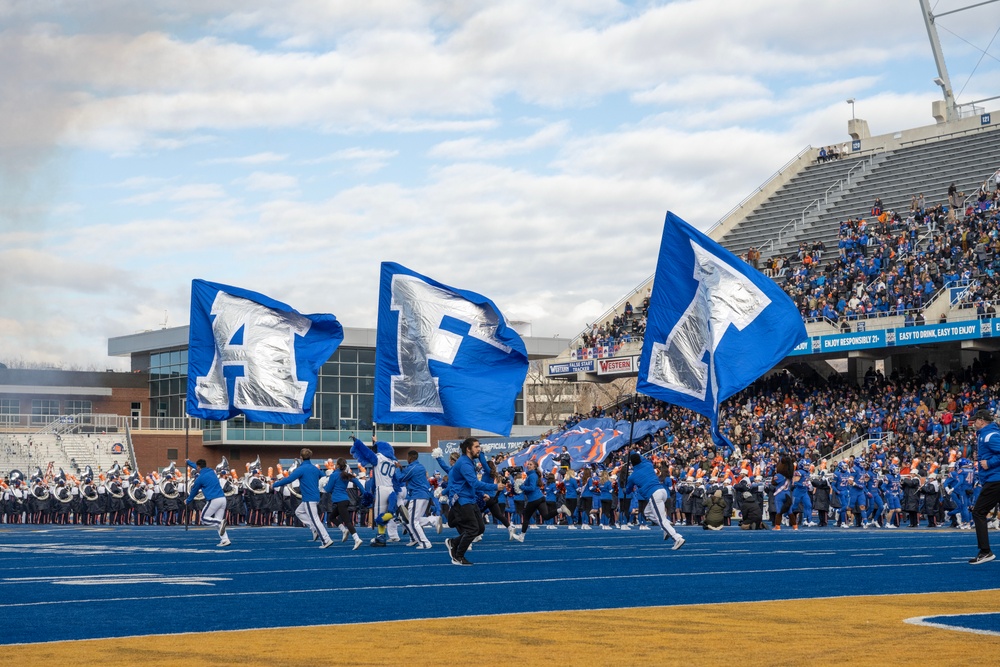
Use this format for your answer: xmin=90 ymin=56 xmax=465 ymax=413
xmin=360 ymin=491 xmax=374 ymax=509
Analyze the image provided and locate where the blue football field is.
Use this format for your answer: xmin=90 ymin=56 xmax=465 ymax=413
xmin=0 ymin=523 xmax=994 ymax=645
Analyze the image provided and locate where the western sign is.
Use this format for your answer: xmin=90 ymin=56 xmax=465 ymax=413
xmin=597 ymin=356 xmax=637 ymax=376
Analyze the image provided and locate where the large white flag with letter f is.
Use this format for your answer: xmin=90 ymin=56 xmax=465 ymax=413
xmin=637 ymin=212 xmax=807 ymax=452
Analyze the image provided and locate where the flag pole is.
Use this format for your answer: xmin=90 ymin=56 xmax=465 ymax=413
xmin=184 ymin=416 xmax=189 ymax=532
xmin=628 ymin=391 xmax=637 ymax=450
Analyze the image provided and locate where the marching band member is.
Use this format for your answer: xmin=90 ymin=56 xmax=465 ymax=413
xmin=186 ymin=459 xmax=230 ymax=547
xmin=5 ymin=471 xmax=26 ymax=524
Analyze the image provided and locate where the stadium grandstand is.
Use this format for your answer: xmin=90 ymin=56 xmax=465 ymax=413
xmin=542 ymin=96 xmax=1000 ymax=476
xmin=554 ymin=112 xmax=1000 ymax=372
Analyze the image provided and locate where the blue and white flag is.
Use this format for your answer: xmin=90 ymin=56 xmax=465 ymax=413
xmin=637 ymin=212 xmax=807 ymax=451
xmin=374 ymin=262 xmax=528 ymax=436
xmin=186 ymin=279 xmax=343 ymax=424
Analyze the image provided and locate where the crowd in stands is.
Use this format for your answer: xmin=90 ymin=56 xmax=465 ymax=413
xmin=777 ymin=182 xmax=1000 ymax=325
xmin=577 ymin=172 xmax=1000 ymax=344
xmin=576 ymin=293 xmax=648 ymax=356
xmin=518 ymin=359 xmax=995 ymax=491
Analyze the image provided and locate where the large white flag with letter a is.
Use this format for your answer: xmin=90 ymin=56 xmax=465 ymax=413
xmin=186 ymin=279 xmax=343 ymax=424
xmin=637 ymin=212 xmax=806 ymax=450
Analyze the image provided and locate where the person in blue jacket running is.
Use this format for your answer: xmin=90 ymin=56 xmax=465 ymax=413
xmin=186 ymin=459 xmax=230 ymax=547
xmin=324 ymin=458 xmax=364 ymax=550
xmin=516 ymin=459 xmax=571 ymax=539
xmin=396 ymin=450 xmax=434 ymax=549
xmin=272 ymin=448 xmax=334 ymax=549
xmin=970 ymin=409 xmax=1000 ymax=564
xmin=445 ymin=438 xmax=497 ymax=565
xmin=624 ymin=452 xmax=684 ymax=550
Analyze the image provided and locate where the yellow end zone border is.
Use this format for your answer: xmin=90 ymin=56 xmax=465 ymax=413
xmin=8 ymin=588 xmax=999 ymax=666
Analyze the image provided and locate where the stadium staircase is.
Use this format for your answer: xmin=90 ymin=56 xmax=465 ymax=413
xmin=1 ymin=416 xmax=137 ymax=478
xmin=721 ymin=154 xmax=881 ymax=259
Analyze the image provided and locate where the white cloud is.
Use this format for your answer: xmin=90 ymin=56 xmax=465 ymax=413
xmin=238 ymin=171 xmax=299 ymax=192
xmin=118 ymin=183 xmax=227 ymax=205
xmin=202 ymin=151 xmax=289 ymax=165
xmin=1 ymin=0 xmax=997 ymax=368
xmin=428 ymin=121 xmax=569 ymax=160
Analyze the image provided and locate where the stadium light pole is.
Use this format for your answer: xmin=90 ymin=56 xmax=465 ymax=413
xmin=846 ymin=98 xmax=855 ymax=120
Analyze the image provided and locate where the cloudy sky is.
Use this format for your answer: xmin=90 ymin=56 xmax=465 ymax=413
xmin=1 ymin=0 xmax=998 ymax=369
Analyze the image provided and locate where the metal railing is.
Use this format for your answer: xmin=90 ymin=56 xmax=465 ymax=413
xmin=771 ymin=147 xmax=886 ymax=254
xmin=708 ymin=145 xmax=813 ymax=235
xmin=898 ymin=122 xmax=1000 ymax=149
xmin=569 ymin=279 xmax=652 ymax=350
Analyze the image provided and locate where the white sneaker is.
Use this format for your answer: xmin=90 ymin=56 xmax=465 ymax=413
xmin=406 ymin=540 xmax=419 ymax=547
xmin=513 ymin=531 xmax=525 ymax=543
xmin=217 ymin=538 xmax=231 ymax=547
xmin=340 ymin=527 xmax=349 ymax=542
xmin=352 ymin=535 xmax=363 ymax=551
xmin=388 ymin=537 xmax=400 ymax=542
xmin=671 ymin=536 xmax=685 ymax=551
xmin=567 ymin=524 xmax=578 ymax=530
xmin=473 ymin=534 xmax=483 ymax=543
xmin=311 ymin=530 xmax=319 ymax=542
xmin=639 ymin=524 xmax=650 ymax=531
xmin=547 ymin=525 xmax=557 ymax=530
xmin=320 ymin=539 xmax=334 ymax=549
xmin=508 ymin=525 xmax=517 ymax=541
xmin=601 ymin=525 xmax=611 ymax=530
xmin=416 ymin=543 xmax=432 ymax=549
xmin=619 ymin=524 xmax=631 ymax=530
xmin=581 ymin=524 xmax=592 ymax=530
xmin=436 ymin=516 xmax=443 ymax=534
xmin=497 ymin=524 xmax=506 ymax=530
xmin=558 ymin=504 xmax=572 ymax=517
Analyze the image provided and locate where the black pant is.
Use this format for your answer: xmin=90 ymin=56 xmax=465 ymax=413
xmin=452 ymin=503 xmax=484 ymax=558
xmin=484 ymin=495 xmax=509 ymax=528
xmin=522 ymin=498 xmax=557 ymax=532
xmin=333 ymin=499 xmax=356 ymax=534
xmin=972 ymin=481 xmax=1000 ymax=552
xmin=578 ymin=497 xmax=593 ymax=524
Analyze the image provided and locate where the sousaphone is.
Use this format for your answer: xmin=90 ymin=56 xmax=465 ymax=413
xmin=81 ymin=466 xmax=99 ymax=502
xmin=159 ymin=462 xmax=180 ymax=499
xmin=128 ymin=472 xmax=149 ymax=505
xmin=30 ymin=467 xmax=50 ymax=501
